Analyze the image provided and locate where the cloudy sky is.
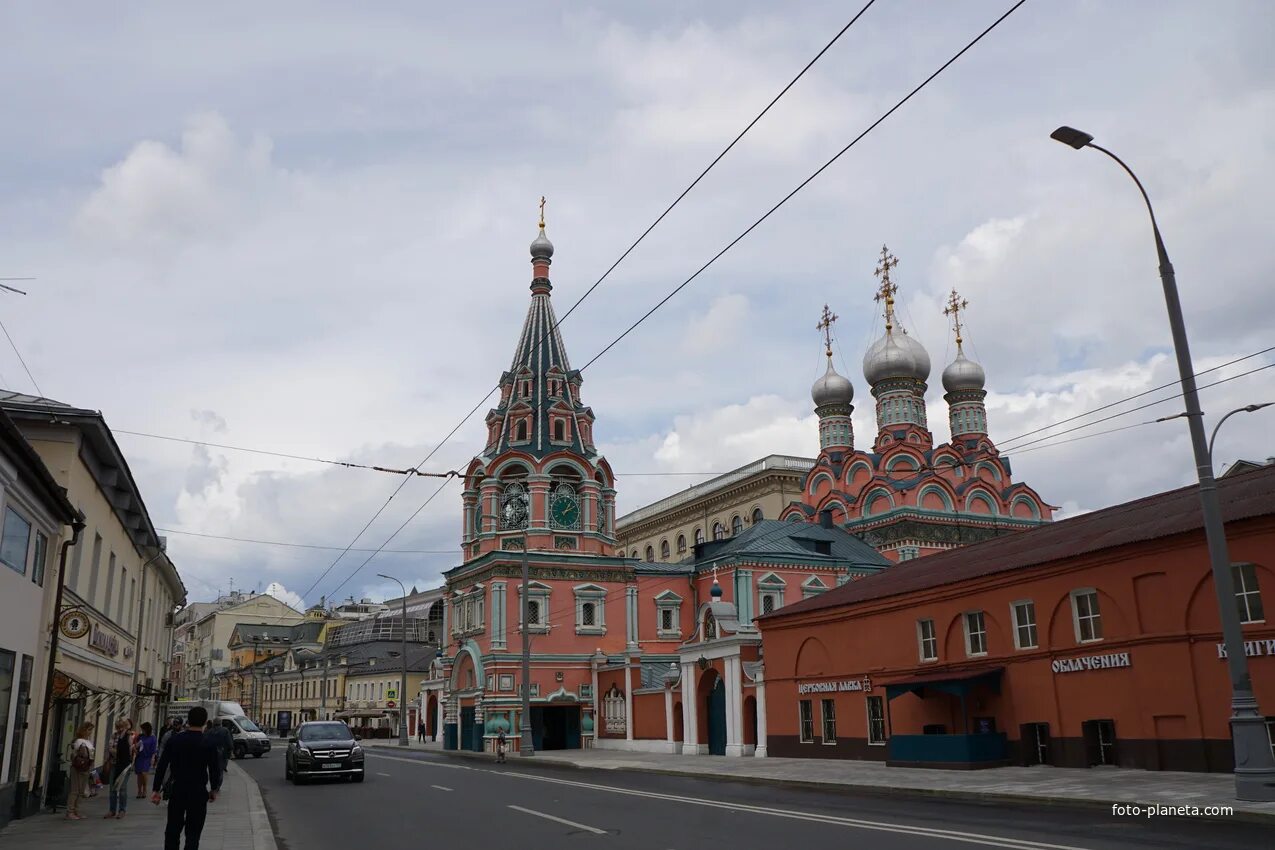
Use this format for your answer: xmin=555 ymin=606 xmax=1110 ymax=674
xmin=2 ymin=1 xmax=1272 ymax=608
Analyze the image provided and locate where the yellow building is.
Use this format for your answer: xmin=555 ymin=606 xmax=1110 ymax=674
xmin=615 ymin=455 xmax=814 ymax=562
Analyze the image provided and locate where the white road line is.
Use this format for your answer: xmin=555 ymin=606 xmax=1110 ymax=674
xmin=507 ymin=804 xmax=607 ymax=835
xmin=376 ymin=772 xmax=392 ymax=777
xmin=431 ymin=784 xmax=453 ymax=792
xmin=366 ymin=752 xmax=471 ymax=769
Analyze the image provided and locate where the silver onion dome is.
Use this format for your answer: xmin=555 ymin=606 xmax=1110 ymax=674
xmin=530 ymin=226 xmax=554 ymax=260
xmin=811 ymin=359 xmax=854 ymax=407
xmin=942 ymin=350 xmax=986 ymax=392
xmin=863 ymin=328 xmax=931 ymax=385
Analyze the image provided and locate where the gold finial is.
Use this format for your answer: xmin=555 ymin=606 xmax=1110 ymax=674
xmin=816 ymin=304 xmax=838 ymax=358
xmin=943 ymin=288 xmax=969 ymax=352
xmin=872 ymin=244 xmax=900 ymax=332
xmin=538 ymin=196 xmax=546 ymax=230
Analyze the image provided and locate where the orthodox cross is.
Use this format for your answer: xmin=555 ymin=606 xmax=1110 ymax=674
xmin=539 ymin=196 xmax=546 ymax=229
xmin=943 ymin=288 xmax=969 ymax=351
xmin=816 ymin=304 xmax=838 ymax=358
xmin=873 ymin=244 xmax=899 ymax=331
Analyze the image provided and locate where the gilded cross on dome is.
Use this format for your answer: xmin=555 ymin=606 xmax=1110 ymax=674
xmin=538 ymin=196 xmax=547 ymax=230
xmin=816 ymin=304 xmax=838 ymax=358
xmin=873 ymin=245 xmax=900 ymax=331
xmin=943 ymin=288 xmax=969 ymax=351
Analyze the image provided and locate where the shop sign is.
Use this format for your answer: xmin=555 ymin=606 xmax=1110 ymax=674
xmin=59 ymin=610 xmax=90 ymax=639
xmin=89 ymin=624 xmax=120 ymax=658
xmin=1216 ymin=639 xmax=1275 ymax=659
xmin=1051 ymin=651 xmax=1130 ymax=674
xmin=797 ymin=677 xmax=872 ymax=695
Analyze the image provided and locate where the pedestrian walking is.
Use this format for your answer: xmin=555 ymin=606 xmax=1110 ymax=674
xmin=152 ymin=706 xmax=222 ymax=850
xmin=106 ymin=718 xmax=134 ymax=818
xmin=417 ymin=720 xmax=426 ymax=743
xmin=158 ymin=717 xmax=183 ymax=753
xmin=134 ymin=722 xmax=158 ymax=798
xmin=65 ymin=722 xmax=95 ymax=820
xmin=207 ymin=719 xmax=232 ymax=772
xmin=495 ymin=728 xmax=507 ymax=764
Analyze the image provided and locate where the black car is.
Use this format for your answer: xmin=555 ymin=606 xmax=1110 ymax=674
xmin=285 ymin=721 xmax=365 ymax=784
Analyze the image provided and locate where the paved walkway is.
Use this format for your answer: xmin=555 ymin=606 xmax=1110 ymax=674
xmin=428 ymin=745 xmax=1275 ymax=821
xmin=0 ymin=763 xmax=276 ymax=850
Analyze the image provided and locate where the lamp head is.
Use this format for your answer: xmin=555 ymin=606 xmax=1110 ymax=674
xmin=1244 ymin=402 xmax=1274 ymax=412
xmin=1050 ymin=126 xmax=1094 ymax=150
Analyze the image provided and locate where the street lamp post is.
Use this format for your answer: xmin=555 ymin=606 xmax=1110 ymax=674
xmin=1209 ymin=404 xmax=1273 ymax=467
xmin=377 ymin=574 xmax=411 ymax=747
xmin=1052 ymin=126 xmax=1275 ymax=801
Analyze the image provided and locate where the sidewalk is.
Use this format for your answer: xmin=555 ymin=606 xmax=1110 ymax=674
xmin=430 ymin=745 xmax=1275 ymax=822
xmin=0 ymin=764 xmax=277 ymax=850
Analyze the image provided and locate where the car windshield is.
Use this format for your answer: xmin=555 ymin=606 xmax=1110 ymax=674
xmin=236 ymin=717 xmax=262 ymax=733
xmin=298 ymin=724 xmax=354 ymax=742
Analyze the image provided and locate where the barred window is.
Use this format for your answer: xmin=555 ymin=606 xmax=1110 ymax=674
xmin=798 ymin=700 xmax=814 ymax=743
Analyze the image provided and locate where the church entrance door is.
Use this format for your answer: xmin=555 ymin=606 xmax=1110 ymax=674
xmin=532 ymin=706 xmax=581 ymax=750
xmin=707 ymin=678 xmax=727 ymax=756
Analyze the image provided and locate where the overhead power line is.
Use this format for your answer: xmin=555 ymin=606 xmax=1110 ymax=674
xmin=300 ymin=6 xmax=883 ymax=607
xmin=156 ymin=526 xmax=460 ymax=554
xmin=0 ymin=316 xmax=43 ymax=397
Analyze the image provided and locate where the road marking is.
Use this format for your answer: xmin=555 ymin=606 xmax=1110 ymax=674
xmin=376 ymin=772 xmax=392 ymax=777
xmin=366 ymin=752 xmax=1088 ymax=849
xmin=507 ymin=804 xmax=607 ymax=835
xmin=430 ymin=784 xmax=453 ymax=792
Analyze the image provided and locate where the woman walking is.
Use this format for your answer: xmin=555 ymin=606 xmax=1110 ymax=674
xmin=65 ymin=722 xmax=95 ymax=820
xmin=105 ymin=719 xmax=134 ymax=819
xmin=133 ymin=722 xmax=157 ymax=799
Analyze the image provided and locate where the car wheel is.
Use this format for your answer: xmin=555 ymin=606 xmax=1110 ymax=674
xmin=352 ymin=772 xmax=364 ymax=783
xmin=253 ymin=753 xmax=263 ymax=758
xmin=233 ymin=744 xmax=246 ymax=760
xmin=285 ymin=761 xmax=292 ymax=781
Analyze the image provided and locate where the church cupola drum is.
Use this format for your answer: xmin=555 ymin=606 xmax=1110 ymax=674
xmin=862 ymin=246 xmax=932 ymax=452
xmin=811 ymin=305 xmax=855 ymax=452
xmin=462 ymin=200 xmax=617 ymax=562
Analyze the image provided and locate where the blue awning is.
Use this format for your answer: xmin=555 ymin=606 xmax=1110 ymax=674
xmin=885 ymin=668 xmax=1003 ymax=701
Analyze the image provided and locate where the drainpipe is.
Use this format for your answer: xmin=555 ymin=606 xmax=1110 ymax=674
xmin=32 ymin=517 xmax=86 ymax=805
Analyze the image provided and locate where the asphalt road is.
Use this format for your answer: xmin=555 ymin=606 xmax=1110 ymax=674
xmin=238 ymin=748 xmax=1270 ymax=850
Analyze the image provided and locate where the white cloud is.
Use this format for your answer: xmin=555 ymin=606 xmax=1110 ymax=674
xmin=264 ymin=582 xmax=306 ymax=612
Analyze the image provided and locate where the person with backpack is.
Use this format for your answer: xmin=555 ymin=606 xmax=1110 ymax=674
xmin=151 ymin=706 xmax=222 ymax=850
xmin=65 ymin=722 xmax=95 ymax=820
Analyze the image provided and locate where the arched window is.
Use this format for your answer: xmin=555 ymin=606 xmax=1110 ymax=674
xmin=676 ymin=534 xmax=687 ymax=554
xmin=751 ymin=508 xmax=764 ymax=524
xmin=712 ymin=522 xmax=725 ymax=541
xmin=500 ymin=481 xmax=530 ymax=530
xmin=553 ymin=419 xmax=566 ymax=441
xmin=581 ymin=602 xmax=596 ymax=627
xmin=694 ymin=528 xmax=704 ymax=545
xmin=660 ymin=540 xmax=670 ymax=559
xmin=644 ymin=546 xmax=654 ymax=562
xmin=630 ymin=549 xmax=637 ymax=558
xmin=731 ymin=515 xmax=743 ymax=536
xmin=514 ymin=420 xmax=528 ymax=441
xmin=703 ymin=610 xmax=718 ymax=641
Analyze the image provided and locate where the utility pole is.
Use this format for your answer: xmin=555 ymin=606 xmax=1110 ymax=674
xmin=520 ymin=551 xmax=534 ymax=757
xmin=377 ymin=574 xmax=411 ymax=746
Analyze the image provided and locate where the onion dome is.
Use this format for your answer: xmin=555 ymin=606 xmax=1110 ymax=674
xmin=942 ymin=350 xmax=986 ymax=392
xmin=811 ymin=358 xmax=854 ymax=407
xmin=530 ymin=226 xmax=554 ymax=261
xmin=863 ymin=328 xmax=931 ymax=385
xmin=710 ymin=576 xmax=723 ymax=598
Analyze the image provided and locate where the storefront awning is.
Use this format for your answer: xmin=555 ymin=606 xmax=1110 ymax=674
xmin=884 ymin=667 xmax=1003 ymax=701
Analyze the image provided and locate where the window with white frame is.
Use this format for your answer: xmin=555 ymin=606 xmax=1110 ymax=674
xmin=1234 ymin=563 xmax=1264 ymax=623
xmin=1 ymin=507 xmax=32 ymax=576
xmin=518 ymin=582 xmax=550 ymax=632
xmin=917 ymin=618 xmax=938 ymax=661
xmin=866 ymin=696 xmax=887 ymax=745
xmin=603 ymin=685 xmax=626 ymax=733
xmin=1012 ymin=600 xmax=1038 ymax=649
xmin=798 ymin=699 xmax=814 ymax=743
xmin=574 ymin=584 xmax=607 ymax=635
xmin=964 ymin=611 xmax=988 ymax=656
xmin=655 ymin=591 xmax=682 ymax=639
xmin=801 ymin=575 xmax=828 ymax=600
xmin=757 ymin=573 xmax=786 ymax=615
xmin=676 ymin=534 xmax=687 ymax=555
xmin=712 ymin=522 xmax=725 ymax=541
xmin=820 ymin=698 xmax=837 ymax=744
xmin=1071 ymin=589 xmax=1103 ymax=643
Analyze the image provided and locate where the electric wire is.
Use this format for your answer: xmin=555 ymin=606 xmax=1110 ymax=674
xmin=0 ymin=316 xmax=43 ymax=397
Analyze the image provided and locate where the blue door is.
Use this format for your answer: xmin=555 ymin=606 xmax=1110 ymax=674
xmin=460 ymin=707 xmax=476 ymax=752
xmin=707 ymin=679 xmax=727 ymax=756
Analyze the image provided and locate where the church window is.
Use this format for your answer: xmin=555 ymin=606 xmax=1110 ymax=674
xmin=712 ymin=522 xmax=725 ymax=541
xmin=581 ymin=602 xmax=596 ymax=626
xmin=964 ymin=611 xmax=988 ymax=656
xmin=660 ymin=540 xmax=670 ymax=559
xmin=752 ymin=508 xmax=764 ymax=524
xmin=644 ymin=546 xmax=654 ymax=563
xmin=661 ymin=608 xmax=674 ymax=632
xmin=522 ymin=380 xmax=531 ymax=397
xmin=676 ymin=535 xmax=686 ymax=555
xmin=514 ymin=420 xmax=528 ymax=442
xmin=527 ymin=599 xmax=541 ymax=626
xmin=1234 ymin=563 xmax=1264 ymax=624
xmin=1070 ymin=589 xmax=1103 ymax=643
xmin=500 ymin=482 xmax=530 ymax=530
xmin=761 ymin=593 xmax=777 ymax=615
xmin=655 ymin=591 xmax=682 ymax=638
xmin=703 ymin=611 xmax=718 ymax=641
xmin=603 ymin=685 xmax=626 ymax=733
xmin=898 ymin=546 xmax=919 ymax=561
xmin=917 ymin=619 xmax=937 ymax=661
xmin=629 ymin=549 xmax=637 ymax=558
xmin=694 ymin=528 xmax=704 ymax=545
xmin=553 ymin=419 xmax=567 ymax=441
xmin=575 ymin=585 xmax=606 ymax=634
xmin=731 ymin=515 xmax=743 ymax=536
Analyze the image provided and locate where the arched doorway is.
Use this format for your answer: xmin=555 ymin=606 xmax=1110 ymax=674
xmin=673 ymin=702 xmax=684 ymax=743
xmin=698 ymin=669 xmax=726 ymax=756
xmin=743 ymin=695 xmax=757 ymax=749
xmin=426 ymin=695 xmax=439 ymax=739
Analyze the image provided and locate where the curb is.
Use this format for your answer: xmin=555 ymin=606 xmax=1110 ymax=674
xmin=426 ymin=748 xmax=1275 ymax=826
xmin=236 ymin=764 xmax=280 ymax=850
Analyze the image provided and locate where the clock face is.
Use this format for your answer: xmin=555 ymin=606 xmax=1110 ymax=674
xmin=551 ymin=489 xmax=579 ymax=528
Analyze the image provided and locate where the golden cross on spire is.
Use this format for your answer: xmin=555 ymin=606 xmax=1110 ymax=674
xmin=943 ymin=288 xmax=969 ymax=351
xmin=872 ymin=244 xmax=900 ymax=331
xmin=816 ymin=304 xmax=838 ymax=358
xmin=538 ymin=196 xmax=546 ymax=230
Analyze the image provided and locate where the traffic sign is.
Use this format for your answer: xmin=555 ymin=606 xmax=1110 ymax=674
xmin=387 ymin=689 xmax=397 ymax=699
xmin=386 ymin=700 xmax=397 ymax=708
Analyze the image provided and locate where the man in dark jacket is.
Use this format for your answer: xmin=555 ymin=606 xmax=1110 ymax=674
xmin=151 ymin=706 xmax=222 ymax=850
xmin=206 ymin=720 xmax=233 ymax=772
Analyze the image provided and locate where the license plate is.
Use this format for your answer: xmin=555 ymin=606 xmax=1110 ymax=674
xmin=322 ymin=763 xmax=342 ymax=769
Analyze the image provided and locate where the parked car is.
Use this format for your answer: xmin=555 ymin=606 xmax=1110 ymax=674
xmin=285 ymin=721 xmax=365 ymax=784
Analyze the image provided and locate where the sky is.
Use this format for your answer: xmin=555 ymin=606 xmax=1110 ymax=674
xmin=2 ymin=1 xmax=1272 ymax=608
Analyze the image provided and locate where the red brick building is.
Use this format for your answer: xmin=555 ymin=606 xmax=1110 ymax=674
xmin=757 ymin=466 xmax=1275 ymax=772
